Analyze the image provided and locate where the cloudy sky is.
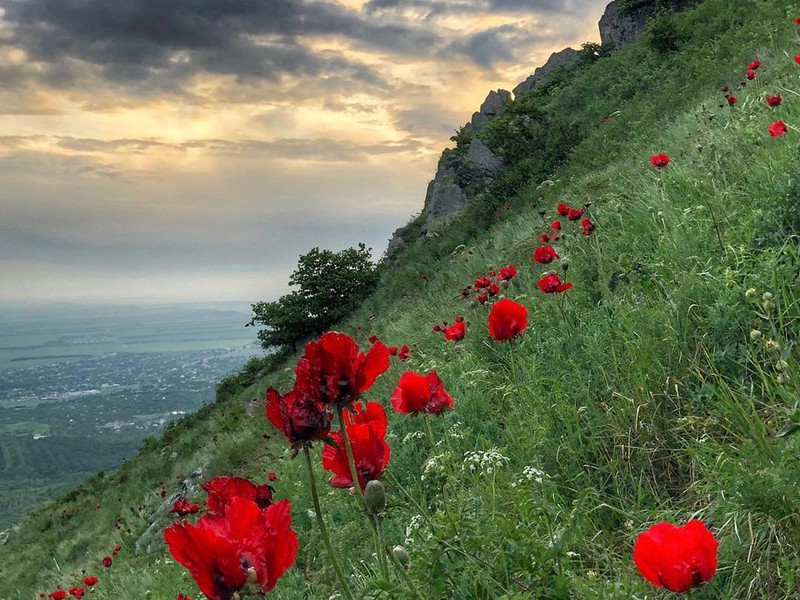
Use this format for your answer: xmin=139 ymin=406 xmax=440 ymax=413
xmin=0 ymin=0 xmax=608 ymax=305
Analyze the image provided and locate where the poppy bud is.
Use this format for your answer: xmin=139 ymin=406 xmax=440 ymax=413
xmin=749 ymin=329 xmax=762 ymax=341
xmin=745 ymin=287 xmax=758 ymax=300
xmin=762 ymin=292 xmax=773 ymax=301
xmin=766 ymin=339 xmax=781 ymax=354
xmin=775 ymin=360 xmax=789 ymax=372
xmin=763 ymin=299 xmax=774 ymax=311
xmin=365 ymin=480 xmax=386 ymax=515
xmin=561 ymin=259 xmax=570 ymax=271
xmin=392 ymin=545 xmax=410 ymax=568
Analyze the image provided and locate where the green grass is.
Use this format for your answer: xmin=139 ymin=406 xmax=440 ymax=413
xmin=1 ymin=0 xmax=799 ymax=598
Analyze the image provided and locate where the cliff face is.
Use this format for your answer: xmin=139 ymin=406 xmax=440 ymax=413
xmin=385 ymin=0 xmax=703 ymax=258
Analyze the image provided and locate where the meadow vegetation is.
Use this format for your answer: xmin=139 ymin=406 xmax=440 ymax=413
xmin=1 ymin=0 xmax=798 ymax=598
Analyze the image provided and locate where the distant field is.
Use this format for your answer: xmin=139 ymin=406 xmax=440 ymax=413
xmin=0 ymin=302 xmax=257 ymax=370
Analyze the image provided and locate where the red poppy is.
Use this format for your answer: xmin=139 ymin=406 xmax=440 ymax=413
xmin=488 ymin=299 xmax=528 ymax=341
xmin=747 ymin=59 xmax=761 ymax=70
xmin=551 ymin=220 xmax=561 ymax=232
xmin=745 ymin=69 xmax=756 ymax=80
xmin=388 ymin=346 xmax=398 ymax=356
xmin=295 ymin=332 xmax=390 ymax=406
xmin=165 ymin=498 xmax=298 ymax=600
xmin=533 ymin=245 xmax=559 ymax=264
xmin=368 ymin=335 xmax=379 ymax=344
xmin=82 ymin=577 xmax=98 ymax=587
xmin=266 ymin=388 xmax=331 ymax=448
xmin=538 ymin=274 xmax=573 ymax=294
xmin=581 ymin=218 xmax=596 ymax=237
xmin=487 ymin=281 xmax=500 ymax=296
xmin=649 ymin=153 xmax=670 ymax=168
xmin=391 ymin=371 xmax=453 ymax=416
xmin=726 ymin=95 xmax=737 ymax=105
xmin=498 ymin=264 xmax=517 ymax=282
xmin=795 ymin=54 xmax=800 ymax=65
xmin=476 ymin=292 xmax=489 ymax=305
xmin=567 ymin=208 xmax=584 ymax=221
xmin=177 ymin=596 xmax=194 ymax=600
xmin=49 ymin=592 xmax=66 ymax=600
xmin=398 ymin=344 xmax=410 ymax=361
xmin=768 ymin=120 xmax=789 ymax=138
xmin=171 ymin=498 xmax=200 ymax=516
xmin=443 ymin=320 xmax=466 ymax=341
xmin=432 ymin=324 xmax=442 ymax=333
xmin=722 ymin=85 xmax=729 ymax=92
xmin=766 ymin=94 xmax=782 ymax=107
xmin=202 ymin=477 xmax=274 ymax=516
xmin=268 ymin=472 xmax=278 ymax=482
xmin=112 ymin=544 xmax=122 ymax=555
xmin=539 ymin=233 xmax=551 ymax=243
xmin=101 ymin=556 xmax=112 ymax=567
xmin=474 ymin=276 xmax=492 ymax=289
xmin=68 ymin=588 xmax=84 ymax=599
xmin=556 ymin=203 xmax=569 ymax=216
xmin=633 ymin=520 xmax=718 ymax=593
xmin=322 ymin=402 xmax=390 ymax=491
xmin=796 ymin=16 xmax=800 ymax=25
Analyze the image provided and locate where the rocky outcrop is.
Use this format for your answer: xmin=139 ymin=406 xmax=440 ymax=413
xmin=420 ymin=158 xmax=469 ymax=235
xmin=466 ymin=139 xmax=504 ymax=178
xmin=599 ymin=0 xmax=701 ymax=48
xmin=513 ymin=48 xmax=581 ymax=98
xmin=466 ymin=89 xmax=512 ymax=133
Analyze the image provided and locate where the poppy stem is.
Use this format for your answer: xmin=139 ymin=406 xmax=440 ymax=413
xmin=303 ymin=445 xmax=355 ymax=600
xmin=384 ymin=540 xmax=426 ymax=600
xmin=372 ymin=514 xmax=390 ymax=581
xmin=704 ymin=199 xmax=726 ymax=253
xmin=335 ymin=406 xmax=389 ymax=581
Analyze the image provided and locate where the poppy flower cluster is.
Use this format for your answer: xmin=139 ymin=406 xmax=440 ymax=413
xmin=634 ymin=520 xmax=718 ymax=593
xmin=164 ymin=477 xmax=298 ymax=600
xmin=557 ymin=202 xmax=586 ymax=221
xmin=433 ymin=315 xmax=466 ymax=342
xmin=391 ymin=370 xmax=453 ymax=415
xmin=321 ymin=401 xmax=391 ymax=490
xmin=461 ymin=265 xmax=517 ymax=305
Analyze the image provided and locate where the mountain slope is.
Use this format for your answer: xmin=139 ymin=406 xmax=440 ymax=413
xmin=2 ymin=0 xmax=799 ymax=598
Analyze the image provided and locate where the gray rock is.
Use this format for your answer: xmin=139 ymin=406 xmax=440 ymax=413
xmin=479 ymin=89 xmax=512 ymax=117
xmin=385 ymin=227 xmax=407 ymax=258
xmin=599 ymin=0 xmax=701 ymax=49
xmin=470 ymin=110 xmax=489 ymax=132
xmin=513 ymin=47 xmax=581 ymax=98
xmin=466 ymin=139 xmax=504 ymax=178
xmin=421 ymin=164 xmax=469 ymax=235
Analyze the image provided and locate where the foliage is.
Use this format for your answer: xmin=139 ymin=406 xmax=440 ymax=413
xmin=251 ymin=244 xmax=381 ymax=350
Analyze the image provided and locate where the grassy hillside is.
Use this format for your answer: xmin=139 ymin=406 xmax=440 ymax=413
xmin=2 ymin=0 xmax=799 ymax=598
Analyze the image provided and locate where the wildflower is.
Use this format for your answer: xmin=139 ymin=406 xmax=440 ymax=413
xmin=768 ymin=120 xmax=788 ymax=138
xmin=391 ymin=370 xmax=454 ymax=416
xmin=268 ymin=472 xmax=278 ymax=482
xmin=295 ymin=331 xmax=390 ymax=406
xmin=795 ymin=54 xmax=800 ymax=65
xmin=487 ymin=281 xmax=500 ymax=296
xmin=649 ymin=153 xmax=670 ymax=168
xmin=82 ymin=577 xmax=98 ymax=587
xmin=49 ymin=592 xmax=66 ymax=600
xmin=567 ymin=208 xmax=584 ymax=221
xmin=444 ymin=320 xmax=466 ymax=342
xmin=551 ymin=220 xmax=561 ymax=233
xmin=177 ymin=596 xmax=194 ymax=600
xmin=557 ymin=203 xmax=570 ymax=216
xmin=164 ymin=498 xmax=298 ymax=600
xmin=203 ymin=476 xmax=274 ymax=515
xmin=101 ymin=556 xmax=112 ymax=568
xmin=766 ymin=94 xmax=782 ymax=107
xmin=745 ymin=287 xmax=757 ymax=300
xmin=398 ymin=344 xmax=410 ymax=361
xmin=537 ymin=273 xmax=573 ymax=294
xmin=750 ymin=329 xmax=762 ymax=341
xmin=322 ymin=402 xmax=390 ymax=491
xmin=533 ymin=245 xmax=559 ymax=264
xmin=476 ymin=292 xmax=489 ymax=305
xmin=498 ymin=264 xmax=517 ymax=282
xmin=388 ymin=346 xmax=398 ymax=356
xmin=67 ymin=588 xmax=84 ymax=599
xmin=432 ymin=324 xmax=442 ymax=333
xmin=170 ymin=498 xmax=200 ymax=517
xmin=474 ymin=276 xmax=492 ymax=289
xmin=488 ymin=299 xmax=528 ymax=341
xmin=266 ymin=388 xmax=331 ymax=449
xmin=581 ymin=218 xmax=596 ymax=236
xmin=766 ymin=339 xmax=781 ymax=353
xmin=539 ymin=233 xmax=551 ymax=243
xmin=727 ymin=95 xmax=738 ymax=105
xmin=762 ymin=292 xmax=773 ymax=301
xmin=746 ymin=69 xmax=756 ymax=80
xmin=368 ymin=335 xmax=379 ymax=344
xmin=796 ymin=16 xmax=800 ymax=25
xmin=747 ymin=60 xmax=761 ymax=70
xmin=722 ymin=85 xmax=729 ymax=92
xmin=633 ymin=520 xmax=718 ymax=593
